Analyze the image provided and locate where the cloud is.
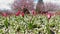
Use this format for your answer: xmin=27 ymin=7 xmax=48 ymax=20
xmin=0 ymin=0 xmax=14 ymax=10
xmin=34 ymin=0 xmax=38 ymax=3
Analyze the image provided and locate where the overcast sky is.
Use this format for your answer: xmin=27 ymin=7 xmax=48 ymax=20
xmin=0 ymin=0 xmax=14 ymax=10
xmin=43 ymin=0 xmax=60 ymax=3
xmin=0 ymin=0 xmax=60 ymax=10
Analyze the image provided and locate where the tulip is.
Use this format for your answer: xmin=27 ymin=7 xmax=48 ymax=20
xmin=47 ymin=12 xmax=55 ymax=19
xmin=15 ymin=10 xmax=21 ymax=16
xmin=2 ymin=12 xmax=7 ymax=17
xmin=32 ymin=10 xmax=36 ymax=15
xmin=47 ymin=13 xmax=51 ymax=19
xmin=21 ymin=12 xmax=24 ymax=17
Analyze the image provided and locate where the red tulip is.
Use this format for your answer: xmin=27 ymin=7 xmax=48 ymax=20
xmin=15 ymin=10 xmax=21 ymax=16
xmin=2 ymin=12 xmax=7 ymax=17
xmin=21 ymin=12 xmax=24 ymax=17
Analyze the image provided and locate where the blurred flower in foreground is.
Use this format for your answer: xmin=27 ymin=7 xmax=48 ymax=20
xmin=15 ymin=10 xmax=21 ymax=16
xmin=2 ymin=12 xmax=7 ymax=17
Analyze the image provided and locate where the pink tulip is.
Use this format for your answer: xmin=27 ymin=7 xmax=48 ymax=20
xmin=2 ymin=12 xmax=7 ymax=17
xmin=32 ymin=10 xmax=36 ymax=15
xmin=47 ymin=13 xmax=51 ymax=19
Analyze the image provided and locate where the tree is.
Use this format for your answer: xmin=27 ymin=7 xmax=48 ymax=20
xmin=36 ymin=0 xmax=45 ymax=12
xmin=13 ymin=0 xmax=34 ymax=10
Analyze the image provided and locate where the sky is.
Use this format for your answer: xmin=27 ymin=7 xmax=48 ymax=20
xmin=0 ymin=0 xmax=60 ymax=10
xmin=0 ymin=0 xmax=14 ymax=10
xmin=34 ymin=0 xmax=38 ymax=3
xmin=43 ymin=0 xmax=60 ymax=3
xmin=0 ymin=0 xmax=38 ymax=10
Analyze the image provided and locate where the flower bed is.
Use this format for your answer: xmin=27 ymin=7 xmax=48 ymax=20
xmin=0 ymin=14 xmax=60 ymax=34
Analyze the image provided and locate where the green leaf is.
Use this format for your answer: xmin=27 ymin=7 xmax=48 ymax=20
xmin=28 ymin=23 xmax=33 ymax=29
xmin=4 ymin=18 xmax=9 ymax=28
